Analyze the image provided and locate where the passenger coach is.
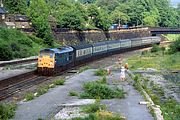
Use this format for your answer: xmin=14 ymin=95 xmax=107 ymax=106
xmin=37 ymin=36 xmax=161 ymax=75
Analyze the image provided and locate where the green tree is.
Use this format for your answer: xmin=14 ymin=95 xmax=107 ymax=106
xmin=111 ymin=9 xmax=130 ymax=25
xmin=94 ymin=9 xmax=112 ymax=30
xmin=58 ymin=8 xmax=85 ymax=30
xmin=95 ymin=0 xmax=120 ymax=13
xmin=27 ymin=0 xmax=54 ymax=46
xmin=52 ymin=0 xmax=86 ymax=30
xmin=79 ymin=0 xmax=96 ymax=4
xmin=4 ymin=0 xmax=27 ymax=14
xmin=142 ymin=8 xmax=160 ymax=27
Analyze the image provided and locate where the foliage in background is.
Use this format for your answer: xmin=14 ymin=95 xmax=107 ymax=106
xmin=27 ymin=0 xmax=54 ymax=46
xmin=128 ymin=47 xmax=180 ymax=70
xmin=0 ymin=28 xmax=46 ymax=60
xmin=4 ymin=0 xmax=27 ymax=14
xmin=0 ymin=103 xmax=16 ymax=120
xmin=3 ymin=0 xmax=180 ymax=30
xmin=164 ymin=34 xmax=180 ymax=41
xmin=168 ymin=37 xmax=180 ymax=54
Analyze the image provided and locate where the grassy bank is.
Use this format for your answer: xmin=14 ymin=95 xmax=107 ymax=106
xmin=0 ymin=28 xmax=48 ymax=60
xmin=127 ymin=52 xmax=180 ymax=70
xmin=163 ymin=34 xmax=180 ymax=41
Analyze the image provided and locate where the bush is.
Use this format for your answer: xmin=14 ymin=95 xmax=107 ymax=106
xmin=96 ymin=77 xmax=107 ymax=84
xmin=0 ymin=103 xmax=16 ymax=120
xmin=53 ymin=79 xmax=65 ymax=85
xmin=69 ymin=90 xmax=78 ymax=96
xmin=81 ymin=102 xmax=106 ymax=113
xmin=168 ymin=37 xmax=180 ymax=54
xmin=95 ymin=69 xmax=108 ymax=76
xmin=37 ymin=86 xmax=48 ymax=97
xmin=151 ymin=44 xmax=160 ymax=53
xmin=80 ymin=81 xmax=125 ymax=99
xmin=25 ymin=92 xmax=34 ymax=101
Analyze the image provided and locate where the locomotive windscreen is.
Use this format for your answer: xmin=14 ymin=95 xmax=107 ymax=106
xmin=39 ymin=50 xmax=54 ymax=58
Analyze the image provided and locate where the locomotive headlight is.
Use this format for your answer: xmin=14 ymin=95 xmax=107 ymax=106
xmin=50 ymin=62 xmax=53 ymax=66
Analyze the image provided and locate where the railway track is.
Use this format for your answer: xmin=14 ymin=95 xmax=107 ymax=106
xmin=0 ymin=76 xmax=48 ymax=100
xmin=0 ymin=41 xmax=173 ymax=101
xmin=0 ymin=68 xmax=77 ymax=101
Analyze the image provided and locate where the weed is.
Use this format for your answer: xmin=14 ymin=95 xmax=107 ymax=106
xmin=79 ymin=66 xmax=91 ymax=73
xmin=81 ymin=102 xmax=106 ymax=113
xmin=95 ymin=69 xmax=108 ymax=76
xmin=96 ymin=77 xmax=107 ymax=84
xmin=25 ymin=92 xmax=34 ymax=101
xmin=80 ymin=81 xmax=125 ymax=99
xmin=37 ymin=86 xmax=48 ymax=97
xmin=69 ymin=90 xmax=78 ymax=96
xmin=151 ymin=44 xmax=161 ymax=53
xmin=53 ymin=79 xmax=65 ymax=85
xmin=0 ymin=103 xmax=16 ymax=120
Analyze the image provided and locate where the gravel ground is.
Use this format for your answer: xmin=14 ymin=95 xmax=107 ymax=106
xmin=142 ymin=73 xmax=180 ymax=102
xmin=13 ymin=69 xmax=153 ymax=120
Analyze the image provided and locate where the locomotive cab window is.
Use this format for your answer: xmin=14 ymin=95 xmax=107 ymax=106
xmin=39 ymin=51 xmax=54 ymax=58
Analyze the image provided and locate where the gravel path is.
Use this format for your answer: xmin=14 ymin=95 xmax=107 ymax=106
xmin=13 ymin=69 xmax=153 ymax=120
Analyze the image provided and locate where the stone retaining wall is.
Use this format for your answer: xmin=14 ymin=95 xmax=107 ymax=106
xmin=53 ymin=28 xmax=151 ymax=45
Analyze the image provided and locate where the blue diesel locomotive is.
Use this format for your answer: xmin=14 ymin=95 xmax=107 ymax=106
xmin=37 ymin=36 xmax=161 ymax=75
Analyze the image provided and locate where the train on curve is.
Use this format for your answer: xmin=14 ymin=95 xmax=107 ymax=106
xmin=37 ymin=36 xmax=161 ymax=75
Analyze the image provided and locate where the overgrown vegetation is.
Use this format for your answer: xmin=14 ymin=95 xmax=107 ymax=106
xmin=0 ymin=103 xmax=16 ymax=120
xmin=168 ymin=36 xmax=180 ymax=54
xmin=53 ymin=79 xmax=65 ymax=85
xmin=36 ymin=86 xmax=49 ymax=97
xmin=24 ymin=78 xmax=65 ymax=101
xmin=128 ymin=39 xmax=180 ymax=70
xmin=69 ymin=90 xmax=78 ymax=96
xmin=132 ymin=74 xmax=180 ymax=120
xmin=81 ymin=101 xmax=106 ymax=113
xmin=164 ymin=34 xmax=180 ymax=41
xmin=0 ymin=28 xmax=47 ymax=60
xmin=72 ymin=101 xmax=124 ymax=120
xmin=94 ymin=69 xmax=108 ymax=76
xmin=24 ymin=92 xmax=34 ymax=101
xmin=80 ymin=78 xmax=125 ymax=99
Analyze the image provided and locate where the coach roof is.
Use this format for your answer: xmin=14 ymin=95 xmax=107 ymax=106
xmin=41 ymin=46 xmax=73 ymax=54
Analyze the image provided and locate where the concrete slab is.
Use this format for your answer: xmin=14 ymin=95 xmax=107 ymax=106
xmin=102 ymin=72 xmax=153 ymax=120
xmin=13 ymin=69 xmax=100 ymax=120
xmin=13 ymin=69 xmax=153 ymax=120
